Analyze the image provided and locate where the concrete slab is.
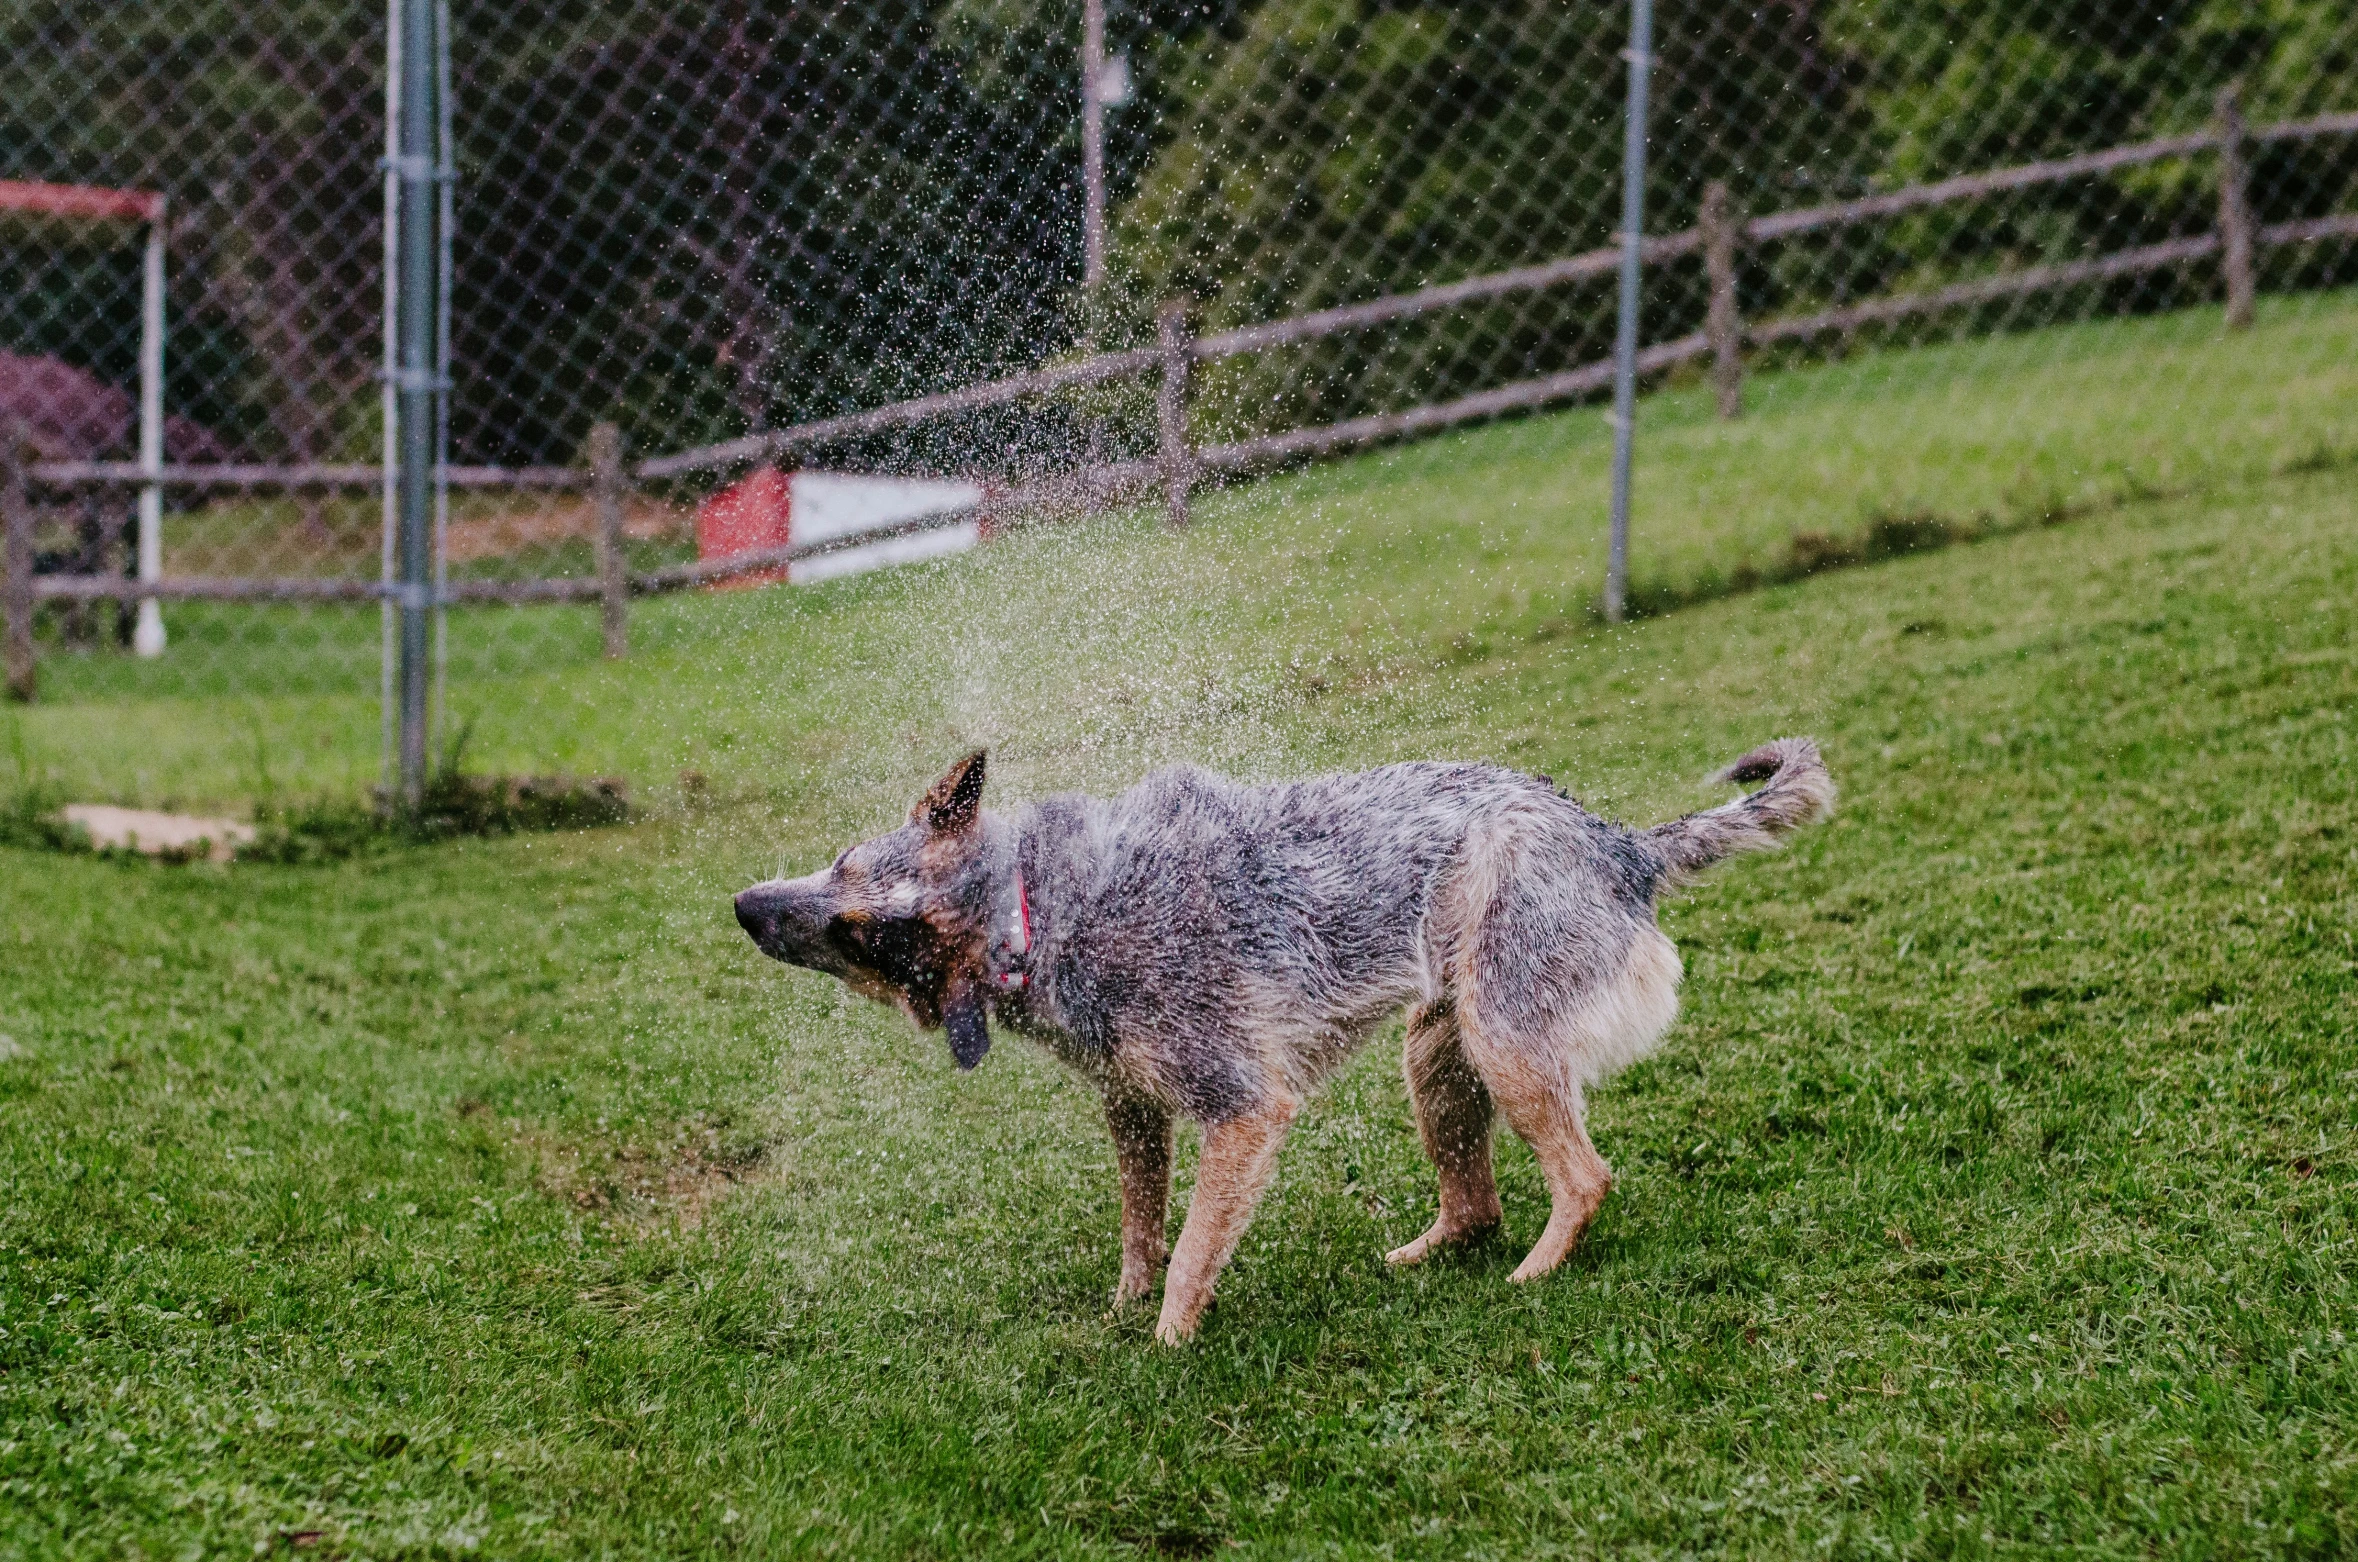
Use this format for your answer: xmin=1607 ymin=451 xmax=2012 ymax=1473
xmin=64 ymin=805 xmax=255 ymax=862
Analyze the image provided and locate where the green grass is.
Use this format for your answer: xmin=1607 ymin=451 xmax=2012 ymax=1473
xmin=2 ymin=296 xmax=2356 ymax=1558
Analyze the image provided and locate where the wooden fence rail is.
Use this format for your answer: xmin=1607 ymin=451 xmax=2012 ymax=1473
xmin=28 ymin=460 xmax=590 ymax=489
xmin=26 ymin=509 xmax=1007 ymax=606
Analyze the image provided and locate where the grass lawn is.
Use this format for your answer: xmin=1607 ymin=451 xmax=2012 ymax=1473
xmin=2 ymin=299 xmax=2356 ymax=1558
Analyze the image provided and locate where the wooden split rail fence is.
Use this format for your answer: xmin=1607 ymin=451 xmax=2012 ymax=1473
xmin=7 ymin=96 xmax=2356 ymax=699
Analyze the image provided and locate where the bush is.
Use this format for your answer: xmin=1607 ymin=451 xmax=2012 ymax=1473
xmin=0 ymin=785 xmax=91 ymax=855
xmin=408 ymin=770 xmax=632 ymax=841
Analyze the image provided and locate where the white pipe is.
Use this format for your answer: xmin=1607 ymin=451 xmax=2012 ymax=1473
xmin=132 ymin=201 xmax=167 ymax=657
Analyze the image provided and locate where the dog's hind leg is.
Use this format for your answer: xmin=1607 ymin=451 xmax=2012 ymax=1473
xmin=1472 ymin=1042 xmax=1614 ymax=1284
xmin=1155 ymin=1098 xmax=1298 ymax=1345
xmin=1387 ymin=1000 xmax=1503 ymax=1266
xmin=1460 ymin=932 xmax=1682 ymax=1282
xmin=1105 ymin=1090 xmax=1174 ymax=1306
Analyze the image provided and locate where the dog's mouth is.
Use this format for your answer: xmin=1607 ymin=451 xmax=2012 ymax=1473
xmin=733 ymin=879 xmax=965 ymax=1029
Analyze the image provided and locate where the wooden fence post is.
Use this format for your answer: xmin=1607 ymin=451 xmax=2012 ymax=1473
xmin=3 ymin=418 xmax=33 ymax=704
xmin=1702 ymin=179 xmax=1743 ymax=420
xmin=2215 ymin=85 xmax=2256 ymax=330
xmin=589 ymin=420 xmax=628 ymax=659
xmin=1156 ymin=297 xmax=1195 ymax=529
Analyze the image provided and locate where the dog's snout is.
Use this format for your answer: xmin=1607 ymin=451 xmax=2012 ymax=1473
xmin=735 ymin=881 xmax=797 ymax=940
xmin=735 ymin=877 xmax=830 ymax=967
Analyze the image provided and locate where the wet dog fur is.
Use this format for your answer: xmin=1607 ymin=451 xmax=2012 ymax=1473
xmin=734 ymin=740 xmax=1834 ymax=1344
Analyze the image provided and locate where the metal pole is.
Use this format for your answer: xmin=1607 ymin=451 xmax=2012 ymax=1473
xmin=379 ymin=4 xmax=400 ymax=794
xmin=1602 ymin=0 xmax=1653 ymax=625
xmin=431 ymin=0 xmax=454 ymax=763
xmin=392 ymin=0 xmax=441 ymax=807
xmin=131 ymin=202 xmax=167 ymax=657
xmin=1081 ymin=0 xmax=1107 ymax=291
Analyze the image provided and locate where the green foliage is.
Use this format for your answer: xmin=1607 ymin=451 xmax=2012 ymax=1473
xmin=1100 ymin=0 xmax=2358 ymax=440
xmin=1105 ymin=0 xmax=1637 ymax=436
xmin=408 ymin=768 xmax=632 ymax=842
xmin=1832 ymin=0 xmax=2358 ymax=177
xmin=240 ymin=773 xmax=631 ymax=863
xmin=0 ymin=782 xmax=88 ymax=855
xmin=238 ymin=791 xmax=391 ymax=865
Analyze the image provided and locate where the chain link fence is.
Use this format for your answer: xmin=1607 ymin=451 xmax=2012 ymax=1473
xmin=2 ymin=2 xmax=2353 ymax=809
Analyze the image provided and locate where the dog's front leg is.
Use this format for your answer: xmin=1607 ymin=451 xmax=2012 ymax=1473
xmin=1105 ymin=1090 xmax=1174 ymax=1306
xmin=1155 ymin=1099 xmax=1298 ymax=1345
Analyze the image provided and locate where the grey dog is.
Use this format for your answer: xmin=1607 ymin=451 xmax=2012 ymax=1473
xmin=735 ymin=740 xmax=1833 ymax=1343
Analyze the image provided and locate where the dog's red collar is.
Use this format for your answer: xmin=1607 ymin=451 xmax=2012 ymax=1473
xmin=992 ymin=870 xmax=1032 ymax=991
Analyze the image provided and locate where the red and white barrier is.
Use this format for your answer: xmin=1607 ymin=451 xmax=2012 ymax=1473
xmin=694 ymin=467 xmax=982 ymax=586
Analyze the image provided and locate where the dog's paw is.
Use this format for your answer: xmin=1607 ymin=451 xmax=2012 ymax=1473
xmin=1385 ymin=1217 xmax=1501 ymax=1267
xmin=1153 ymin=1315 xmax=1196 ymax=1346
xmin=1385 ymin=1237 xmax=1436 ymax=1266
xmin=1507 ymin=1249 xmax=1571 ymax=1284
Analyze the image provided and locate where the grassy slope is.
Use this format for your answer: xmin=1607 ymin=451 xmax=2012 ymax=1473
xmin=11 ymin=292 xmax=2357 ymax=808
xmin=2 ymin=316 xmax=2356 ymax=1559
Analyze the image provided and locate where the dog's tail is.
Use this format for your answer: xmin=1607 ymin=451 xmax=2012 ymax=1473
xmin=1643 ymin=737 xmax=1835 ymax=883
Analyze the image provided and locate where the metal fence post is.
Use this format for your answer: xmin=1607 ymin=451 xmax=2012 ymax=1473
xmin=1156 ymin=297 xmax=1195 ymax=529
xmin=1603 ymin=0 xmax=1655 ymax=623
xmin=1702 ymin=178 xmax=1743 ymax=420
xmin=2 ymin=420 xmax=33 ymax=704
xmin=590 ymin=421 xmax=629 ymax=659
xmin=2215 ymin=85 xmax=2256 ymax=331
xmin=391 ymin=0 xmax=444 ymax=807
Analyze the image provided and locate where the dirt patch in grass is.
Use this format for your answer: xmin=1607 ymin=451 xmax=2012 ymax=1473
xmin=521 ymin=1125 xmax=772 ymax=1234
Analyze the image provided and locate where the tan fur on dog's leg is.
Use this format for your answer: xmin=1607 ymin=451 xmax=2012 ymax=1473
xmin=1459 ymin=1022 xmax=1613 ymax=1283
xmin=1387 ymin=1001 xmax=1502 ymax=1265
xmin=1495 ymin=1084 xmax=1612 ymax=1283
xmin=1155 ymin=1100 xmax=1297 ymax=1344
xmin=1105 ymin=1091 xmax=1174 ymax=1305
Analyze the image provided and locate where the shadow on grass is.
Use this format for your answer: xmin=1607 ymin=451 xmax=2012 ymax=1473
xmin=1605 ymin=438 xmax=2358 ymax=622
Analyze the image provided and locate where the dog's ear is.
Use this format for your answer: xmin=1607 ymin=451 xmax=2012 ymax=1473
xmin=913 ymin=749 xmax=987 ymax=836
xmin=943 ymin=977 xmax=991 ymax=1070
